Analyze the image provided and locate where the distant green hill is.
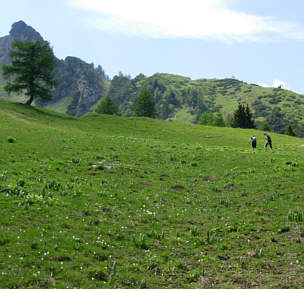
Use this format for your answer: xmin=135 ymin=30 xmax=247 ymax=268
xmin=106 ymin=73 xmax=304 ymax=136
xmin=0 ymin=99 xmax=303 ymax=288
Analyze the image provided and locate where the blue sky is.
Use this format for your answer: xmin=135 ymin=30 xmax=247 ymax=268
xmin=1 ymin=0 xmax=304 ymax=93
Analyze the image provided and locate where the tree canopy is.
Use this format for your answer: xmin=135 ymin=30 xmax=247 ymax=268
xmin=199 ymin=112 xmax=214 ymax=125
xmin=2 ymin=39 xmax=57 ymax=105
xmin=95 ymin=96 xmax=119 ymax=115
xmin=213 ymin=112 xmax=225 ymax=127
xmin=199 ymin=112 xmax=225 ymax=127
xmin=231 ymin=103 xmax=255 ymax=129
xmin=135 ymin=89 xmax=156 ymax=118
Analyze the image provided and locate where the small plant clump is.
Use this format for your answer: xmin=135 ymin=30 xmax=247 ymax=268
xmin=7 ymin=136 xmax=16 ymax=143
xmin=288 ymin=210 xmax=303 ymax=222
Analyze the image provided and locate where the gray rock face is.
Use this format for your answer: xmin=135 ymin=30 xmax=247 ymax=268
xmin=0 ymin=35 xmax=13 ymax=65
xmin=50 ymin=56 xmax=108 ymax=116
xmin=9 ymin=20 xmax=43 ymax=42
xmin=0 ymin=21 xmax=107 ymax=116
xmin=0 ymin=21 xmax=42 ymax=65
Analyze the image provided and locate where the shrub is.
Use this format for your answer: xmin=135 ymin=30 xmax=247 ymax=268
xmin=7 ymin=136 xmax=16 ymax=143
xmin=285 ymin=124 xmax=296 ymax=137
xmin=96 ymin=96 xmax=119 ymax=115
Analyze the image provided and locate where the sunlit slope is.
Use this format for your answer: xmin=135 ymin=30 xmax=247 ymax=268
xmin=108 ymin=73 xmax=304 ymax=135
xmin=0 ymin=99 xmax=303 ymax=288
xmin=1 ymin=99 xmax=302 ymax=146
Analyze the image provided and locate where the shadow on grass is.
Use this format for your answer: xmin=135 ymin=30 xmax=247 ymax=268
xmin=1 ymin=99 xmax=76 ymax=121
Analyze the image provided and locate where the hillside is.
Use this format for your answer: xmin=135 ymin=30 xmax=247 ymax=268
xmin=0 ymin=100 xmax=303 ymax=288
xmin=107 ymin=73 xmax=304 ymax=136
xmin=1 ymin=21 xmax=304 ymax=136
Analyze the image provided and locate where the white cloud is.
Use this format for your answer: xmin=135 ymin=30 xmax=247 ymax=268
xmin=259 ymin=83 xmax=271 ymax=88
xmin=260 ymin=80 xmax=287 ymax=89
xmin=69 ymin=0 xmax=304 ymax=41
xmin=273 ymin=80 xmax=286 ymax=89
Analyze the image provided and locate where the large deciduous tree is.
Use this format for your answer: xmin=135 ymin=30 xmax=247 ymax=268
xmin=2 ymin=39 xmax=57 ymax=105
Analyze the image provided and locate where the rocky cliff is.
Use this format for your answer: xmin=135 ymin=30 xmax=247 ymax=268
xmin=50 ymin=56 xmax=108 ymax=116
xmin=0 ymin=21 xmax=43 ymax=65
xmin=0 ymin=21 xmax=108 ymax=116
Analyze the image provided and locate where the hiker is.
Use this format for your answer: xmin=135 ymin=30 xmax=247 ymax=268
xmin=264 ymin=133 xmax=273 ymax=150
xmin=248 ymin=135 xmax=257 ymax=150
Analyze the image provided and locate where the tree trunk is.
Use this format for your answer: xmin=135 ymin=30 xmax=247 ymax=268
xmin=26 ymin=95 xmax=34 ymax=106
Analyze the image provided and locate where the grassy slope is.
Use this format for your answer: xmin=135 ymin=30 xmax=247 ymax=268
xmin=44 ymin=96 xmax=74 ymax=114
xmin=0 ymin=66 xmax=6 ymax=97
xmin=0 ymin=100 xmax=303 ymax=288
xmin=0 ymin=67 xmax=29 ymax=102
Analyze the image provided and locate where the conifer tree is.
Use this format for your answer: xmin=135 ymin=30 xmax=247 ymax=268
xmin=134 ymin=89 xmax=156 ymax=118
xmin=2 ymin=39 xmax=57 ymax=105
xmin=231 ymin=103 xmax=255 ymax=128
xmin=231 ymin=103 xmax=246 ymax=128
xmin=244 ymin=104 xmax=256 ymax=128
xmin=213 ymin=112 xmax=225 ymax=127
xmin=96 ymin=96 xmax=119 ymax=115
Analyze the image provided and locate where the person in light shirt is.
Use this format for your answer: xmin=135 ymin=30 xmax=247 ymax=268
xmin=248 ymin=135 xmax=257 ymax=151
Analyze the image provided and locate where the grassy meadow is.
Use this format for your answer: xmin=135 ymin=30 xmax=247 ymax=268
xmin=0 ymin=99 xmax=303 ymax=288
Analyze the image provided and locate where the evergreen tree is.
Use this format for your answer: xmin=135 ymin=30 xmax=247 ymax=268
xmin=231 ymin=103 xmax=245 ymax=128
xmin=2 ymin=39 xmax=57 ymax=105
xmin=231 ymin=103 xmax=255 ymax=128
xmin=135 ymin=89 xmax=156 ymax=118
xmin=244 ymin=104 xmax=256 ymax=128
xmin=213 ymin=112 xmax=225 ymax=127
xmin=95 ymin=96 xmax=119 ymax=115
xmin=285 ymin=124 xmax=296 ymax=136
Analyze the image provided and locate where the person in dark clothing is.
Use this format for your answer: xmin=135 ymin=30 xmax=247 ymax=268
xmin=264 ymin=133 xmax=273 ymax=150
xmin=248 ymin=135 xmax=257 ymax=151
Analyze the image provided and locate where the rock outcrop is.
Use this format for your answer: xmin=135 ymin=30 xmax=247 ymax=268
xmin=0 ymin=21 xmax=108 ymax=116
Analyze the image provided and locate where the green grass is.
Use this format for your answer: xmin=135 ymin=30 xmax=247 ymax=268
xmin=0 ymin=99 xmax=303 ymax=288
xmin=169 ymin=106 xmax=196 ymax=123
xmin=44 ymin=96 xmax=73 ymax=114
